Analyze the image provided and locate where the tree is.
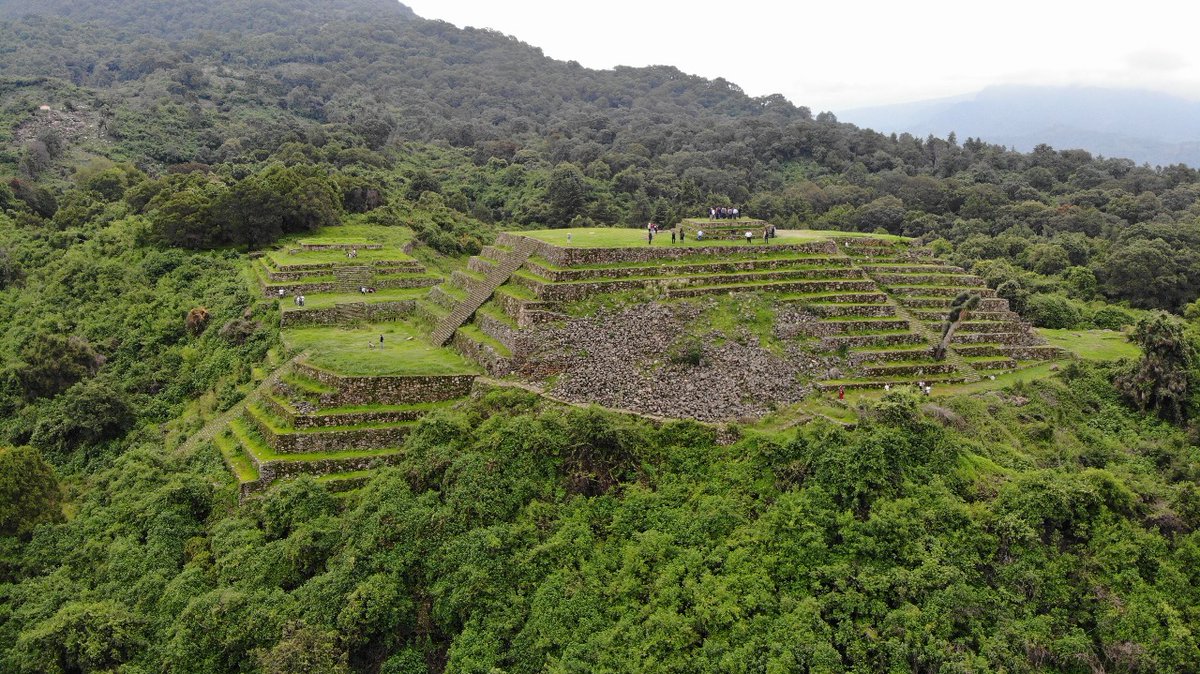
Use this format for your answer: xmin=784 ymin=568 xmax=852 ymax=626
xmin=29 ymin=379 xmax=136 ymax=458
xmin=933 ymin=292 xmax=980 ymax=360
xmin=546 ymin=162 xmax=588 ymax=226
xmin=15 ymin=333 xmax=105 ymax=401
xmin=1115 ymin=312 xmax=1196 ymax=423
xmin=0 ymin=446 xmax=62 ymax=539
xmin=255 ymin=622 xmax=350 ymax=674
xmin=13 ymin=601 xmax=146 ymax=674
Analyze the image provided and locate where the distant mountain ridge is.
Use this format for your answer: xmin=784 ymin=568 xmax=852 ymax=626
xmin=840 ymin=85 xmax=1200 ymax=167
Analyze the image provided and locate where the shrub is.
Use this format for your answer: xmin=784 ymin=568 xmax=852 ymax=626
xmin=1024 ymin=294 xmax=1083 ymax=329
xmin=1091 ymin=306 xmax=1134 ymax=330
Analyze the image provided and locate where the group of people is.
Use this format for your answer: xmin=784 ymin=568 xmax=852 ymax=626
xmin=709 ymin=206 xmax=740 ymax=220
xmin=293 ymin=294 xmax=306 ymax=306
xmin=346 ymin=249 xmax=359 ymax=259
xmin=359 ymin=286 xmax=377 ymax=294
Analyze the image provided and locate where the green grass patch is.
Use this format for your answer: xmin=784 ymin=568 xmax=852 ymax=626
xmin=214 ymin=432 xmax=259 ymax=482
xmin=1039 ymin=328 xmax=1140 ymax=361
xmin=285 ymin=223 xmax=415 ymax=248
xmin=459 ymin=324 xmax=513 ymax=358
xmin=232 ymin=416 xmax=404 ymax=462
xmin=283 ymin=322 xmax=480 ymax=376
xmin=282 ymin=287 xmax=428 ymax=311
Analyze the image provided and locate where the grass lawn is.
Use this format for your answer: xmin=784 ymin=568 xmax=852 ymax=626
xmin=285 ymin=223 xmax=414 ymax=248
xmin=515 ymin=227 xmax=909 ymax=249
xmin=1039 ymin=328 xmax=1140 ymax=360
xmin=283 ymin=322 xmax=480 ymax=376
xmin=281 ymin=288 xmax=429 ymax=311
xmin=268 ymin=247 xmax=416 ymax=267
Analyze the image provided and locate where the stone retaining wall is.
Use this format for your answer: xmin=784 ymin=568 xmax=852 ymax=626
xmin=817 ymin=377 xmax=966 ymax=392
xmin=451 ymin=270 xmax=482 ymax=292
xmin=1001 ymin=345 xmax=1066 ymax=360
xmin=888 ymin=286 xmax=996 ymax=298
xmin=808 ymin=304 xmax=897 ymax=318
xmin=497 ymin=232 xmax=838 ymax=266
xmin=900 ymin=297 xmax=1011 ymax=311
xmin=375 ymin=275 xmax=440 ymax=290
xmin=261 ymin=393 xmax=430 ymax=428
xmin=279 ymin=300 xmax=416 ymax=327
xmin=951 ymin=332 xmax=1035 ymax=345
xmin=861 ymin=362 xmax=959 ymax=377
xmin=820 ymin=333 xmax=927 ymax=349
xmin=294 ymin=362 xmax=476 ymax=406
xmin=952 ymin=345 xmax=1003 ymax=358
xmin=667 ymin=279 xmax=878 ymax=300
xmin=476 ymin=312 xmax=522 ymax=353
xmin=850 ymin=349 xmax=934 ymax=364
xmin=527 ymin=272 xmax=875 ymax=303
xmin=257 ymin=452 xmax=404 ymax=483
xmin=428 ymin=286 xmax=461 ymax=310
xmin=263 ymin=281 xmax=338 ymax=297
xmin=969 ymin=359 xmax=1018 ymax=370
xmin=468 ymin=257 xmax=497 ymax=275
xmin=828 ymin=319 xmax=912 ymax=334
xmin=453 ymin=330 xmax=513 ymax=376
xmin=245 ymin=408 xmax=411 ymax=453
xmin=861 ymin=264 xmax=965 ymax=274
xmin=873 ymin=274 xmax=985 ymax=286
xmin=780 ymin=292 xmax=889 ymax=305
xmin=523 ymin=257 xmax=858 ymax=283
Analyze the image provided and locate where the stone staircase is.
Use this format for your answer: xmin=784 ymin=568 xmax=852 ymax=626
xmin=430 ymin=238 xmax=538 ymax=346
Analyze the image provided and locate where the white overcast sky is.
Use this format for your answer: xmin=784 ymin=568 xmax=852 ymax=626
xmin=402 ymin=0 xmax=1200 ymax=112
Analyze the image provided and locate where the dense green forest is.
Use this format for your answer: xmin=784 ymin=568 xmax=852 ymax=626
xmin=1 ymin=0 xmax=1200 ymax=671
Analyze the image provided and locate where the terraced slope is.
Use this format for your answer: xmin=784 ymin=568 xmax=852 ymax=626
xmin=437 ymin=230 xmax=1066 ymax=399
xmin=215 ymin=227 xmax=481 ymax=495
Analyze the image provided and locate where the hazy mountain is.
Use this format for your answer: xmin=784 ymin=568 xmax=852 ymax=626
xmin=840 ymin=85 xmax=1200 ymax=167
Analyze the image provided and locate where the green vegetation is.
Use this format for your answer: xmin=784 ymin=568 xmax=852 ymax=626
xmin=519 ymin=227 xmax=906 ymax=248
xmin=282 ymin=324 xmax=480 ymax=376
xmin=1041 ymin=328 xmax=1143 ymax=360
xmin=2 ymin=0 xmax=1200 ymax=671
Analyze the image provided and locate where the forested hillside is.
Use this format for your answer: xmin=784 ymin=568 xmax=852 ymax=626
xmin=1 ymin=0 xmax=1199 ymax=671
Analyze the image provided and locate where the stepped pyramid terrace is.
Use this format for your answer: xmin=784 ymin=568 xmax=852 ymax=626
xmin=215 ymin=222 xmax=1083 ymax=493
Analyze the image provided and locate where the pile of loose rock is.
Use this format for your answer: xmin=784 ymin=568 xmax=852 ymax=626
xmin=516 ymin=301 xmax=838 ymax=422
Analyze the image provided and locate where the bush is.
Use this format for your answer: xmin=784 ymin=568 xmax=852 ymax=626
xmin=1091 ymin=306 xmax=1134 ymax=330
xmin=996 ymin=279 xmax=1029 ymax=314
xmin=1024 ymin=294 xmax=1083 ymax=329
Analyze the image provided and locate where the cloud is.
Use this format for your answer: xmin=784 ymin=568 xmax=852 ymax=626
xmin=1126 ymin=49 xmax=1188 ymax=72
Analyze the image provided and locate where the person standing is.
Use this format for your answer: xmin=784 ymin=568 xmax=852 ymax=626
xmin=745 ymin=230 xmax=753 ymax=244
